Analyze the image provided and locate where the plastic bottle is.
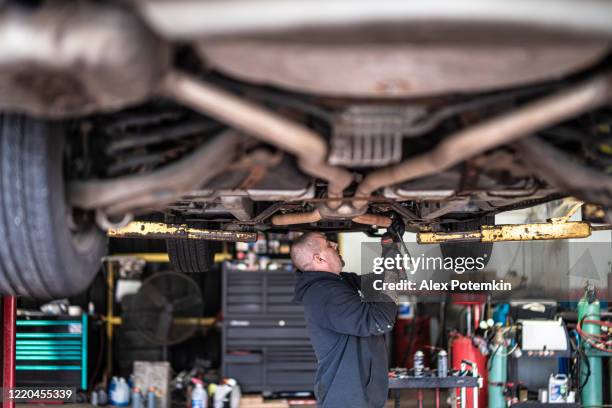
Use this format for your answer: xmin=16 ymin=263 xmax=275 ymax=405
xmin=98 ymin=389 xmax=108 ymax=406
xmin=226 ymin=379 xmax=241 ymax=408
xmin=213 ymin=379 xmax=240 ymax=408
xmin=191 ymin=379 xmax=207 ymax=408
xmin=131 ymin=387 xmax=142 ymax=408
xmin=213 ymin=384 xmax=231 ymax=408
xmin=109 ymin=377 xmax=118 ymax=405
xmin=146 ymin=387 xmax=156 ymax=408
xmin=548 ymin=374 xmax=569 ymax=403
xmin=115 ymin=378 xmax=130 ymax=407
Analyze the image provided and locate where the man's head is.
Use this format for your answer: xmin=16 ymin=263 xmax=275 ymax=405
xmin=290 ymin=232 xmax=344 ymax=274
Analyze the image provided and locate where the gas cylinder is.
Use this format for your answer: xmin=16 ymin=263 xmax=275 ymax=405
xmin=451 ymin=335 xmax=487 ymax=408
xmin=488 ymin=329 xmax=507 ymax=408
xmin=577 ymin=285 xmax=602 ymax=407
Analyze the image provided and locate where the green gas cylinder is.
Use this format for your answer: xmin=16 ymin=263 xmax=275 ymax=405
xmin=577 ymin=285 xmax=602 ymax=407
xmin=488 ymin=328 xmax=507 ymax=408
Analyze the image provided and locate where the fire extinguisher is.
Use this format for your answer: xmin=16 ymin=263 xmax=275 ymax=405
xmin=451 ymin=334 xmax=488 ymax=408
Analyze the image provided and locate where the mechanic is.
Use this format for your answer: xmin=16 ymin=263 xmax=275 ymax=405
xmin=292 ymin=219 xmax=406 ymax=408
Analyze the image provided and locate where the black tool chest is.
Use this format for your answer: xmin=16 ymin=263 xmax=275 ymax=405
xmin=222 ymin=264 xmax=316 ymax=392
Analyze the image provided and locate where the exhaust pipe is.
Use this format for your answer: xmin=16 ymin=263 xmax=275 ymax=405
xmin=353 ymin=73 xmax=612 ymax=209
xmin=160 ymin=70 xmax=353 ymax=208
xmin=352 ymin=214 xmax=392 ymax=227
xmin=70 ymin=130 xmax=243 ymax=215
xmin=271 ymin=209 xmax=392 ymax=227
xmin=271 ymin=209 xmax=322 ymax=226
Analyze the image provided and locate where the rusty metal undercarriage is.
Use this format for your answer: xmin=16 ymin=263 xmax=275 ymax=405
xmin=108 ymin=199 xmax=612 ymax=244
xmin=109 ymin=218 xmax=612 ymax=243
xmin=83 ymin=70 xmax=612 ymax=234
xmin=1 ymin=0 xmax=612 ymax=236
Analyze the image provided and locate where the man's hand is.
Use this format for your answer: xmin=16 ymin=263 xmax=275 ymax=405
xmin=377 ymin=216 xmax=404 ymax=305
xmin=382 ymin=216 xmax=405 ymax=245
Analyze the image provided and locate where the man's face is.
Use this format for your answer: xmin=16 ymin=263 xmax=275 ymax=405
xmin=311 ymin=233 xmax=345 ymax=274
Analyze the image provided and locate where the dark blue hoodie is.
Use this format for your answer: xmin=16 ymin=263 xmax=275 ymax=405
xmin=294 ymin=269 xmax=398 ymax=408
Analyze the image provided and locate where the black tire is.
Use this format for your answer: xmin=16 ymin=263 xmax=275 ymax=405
xmin=166 ymin=239 xmax=218 ymax=273
xmin=165 ymin=216 xmax=221 ymax=273
xmin=0 ymin=114 xmax=106 ymax=298
xmin=440 ymin=216 xmax=494 ymax=269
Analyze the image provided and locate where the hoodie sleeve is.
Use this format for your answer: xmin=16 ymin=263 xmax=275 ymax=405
xmin=377 ymin=239 xmax=406 ymax=304
xmin=321 ymin=283 xmax=397 ymax=337
xmin=359 ymin=240 xmax=405 ymax=303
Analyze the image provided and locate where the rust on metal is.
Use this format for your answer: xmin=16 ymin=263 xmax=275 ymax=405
xmin=583 ymin=203 xmax=608 ymax=222
xmin=352 ymin=214 xmax=392 ymax=227
xmin=108 ymin=221 xmax=258 ymax=242
xmin=418 ymin=230 xmax=482 ymax=244
xmin=161 ymin=70 xmax=353 ymax=208
xmin=354 ymin=73 xmax=612 ymax=209
xmin=480 ymin=222 xmax=591 ymax=241
xmin=418 ymin=222 xmax=592 ymax=244
xmin=549 ymin=197 xmax=584 ymax=223
xmin=271 ymin=209 xmax=322 ymax=225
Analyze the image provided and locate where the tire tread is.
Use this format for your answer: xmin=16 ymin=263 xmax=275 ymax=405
xmin=0 ymin=114 xmax=105 ymax=298
xmin=166 ymin=239 xmax=215 ymax=273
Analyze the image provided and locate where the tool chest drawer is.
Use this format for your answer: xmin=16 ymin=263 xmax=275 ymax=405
xmin=14 ymin=315 xmax=88 ymax=390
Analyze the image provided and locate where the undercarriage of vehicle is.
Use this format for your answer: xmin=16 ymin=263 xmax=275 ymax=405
xmin=64 ymin=68 xmax=612 ymax=234
xmin=1 ymin=0 xmax=612 ymax=297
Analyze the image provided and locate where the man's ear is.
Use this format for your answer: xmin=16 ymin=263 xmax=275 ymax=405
xmin=313 ymin=253 xmax=324 ymax=265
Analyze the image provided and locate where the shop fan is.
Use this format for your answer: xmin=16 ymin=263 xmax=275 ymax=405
xmin=129 ymin=271 xmax=203 ymax=346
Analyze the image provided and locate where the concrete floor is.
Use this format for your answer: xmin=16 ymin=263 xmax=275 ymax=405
xmin=20 ymin=391 xmax=439 ymax=407
xmin=19 ymin=389 xmax=441 ymax=408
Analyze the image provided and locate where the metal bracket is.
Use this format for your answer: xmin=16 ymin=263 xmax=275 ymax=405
xmin=416 ymin=197 xmax=612 ymax=244
xmin=417 ymin=221 xmax=596 ymax=244
xmin=108 ymin=221 xmax=258 ymax=242
xmin=549 ymin=197 xmax=584 ymax=224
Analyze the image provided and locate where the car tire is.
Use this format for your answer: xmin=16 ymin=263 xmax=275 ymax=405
xmin=440 ymin=216 xmax=494 ymax=269
xmin=165 ymin=216 xmax=221 ymax=273
xmin=0 ymin=114 xmax=106 ymax=298
xmin=166 ymin=239 xmax=218 ymax=273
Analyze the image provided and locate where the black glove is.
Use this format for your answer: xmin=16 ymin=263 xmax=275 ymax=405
xmin=382 ymin=216 xmax=405 ymax=244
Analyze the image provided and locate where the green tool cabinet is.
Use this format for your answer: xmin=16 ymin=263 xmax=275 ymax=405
xmin=15 ymin=315 xmax=88 ymax=390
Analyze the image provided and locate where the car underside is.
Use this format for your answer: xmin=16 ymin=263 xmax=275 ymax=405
xmin=0 ymin=0 xmax=611 ymax=298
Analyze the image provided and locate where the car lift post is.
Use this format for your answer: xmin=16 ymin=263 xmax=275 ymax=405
xmin=3 ymin=296 xmax=17 ymax=408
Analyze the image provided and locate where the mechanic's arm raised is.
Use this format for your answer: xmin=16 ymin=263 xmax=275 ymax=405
xmin=360 ymin=216 xmax=406 ymax=304
xmin=321 ymin=283 xmax=397 ymax=337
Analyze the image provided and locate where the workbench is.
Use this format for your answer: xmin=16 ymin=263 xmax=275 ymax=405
xmin=388 ymin=376 xmax=479 ymax=408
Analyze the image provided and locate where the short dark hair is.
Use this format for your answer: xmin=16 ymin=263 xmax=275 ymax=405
xmin=290 ymin=232 xmax=325 ymax=271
